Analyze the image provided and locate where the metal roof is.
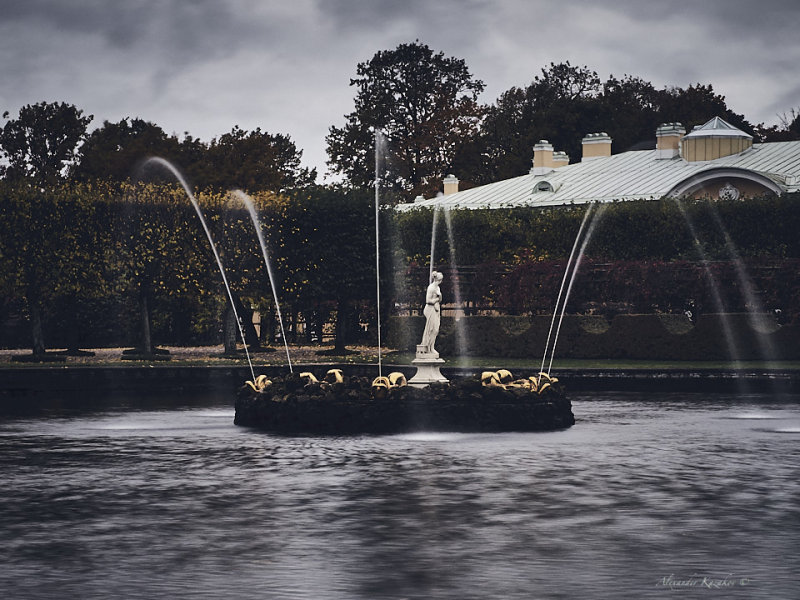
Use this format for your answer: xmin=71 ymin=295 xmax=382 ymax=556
xmin=684 ymin=116 xmax=753 ymax=139
xmin=398 ymin=139 xmax=800 ymax=211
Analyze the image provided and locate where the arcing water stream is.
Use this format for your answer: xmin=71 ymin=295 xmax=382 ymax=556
xmin=144 ymin=157 xmax=255 ymax=381
xmin=232 ymin=190 xmax=293 ymax=373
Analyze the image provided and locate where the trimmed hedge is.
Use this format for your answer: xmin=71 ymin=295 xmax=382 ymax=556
xmin=2 ymin=181 xmax=799 ymax=352
xmin=385 ymin=314 xmax=800 ymax=361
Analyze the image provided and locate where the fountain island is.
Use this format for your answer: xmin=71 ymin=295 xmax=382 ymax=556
xmin=234 ymin=270 xmax=574 ymax=435
xmin=234 ymin=368 xmax=573 ymax=435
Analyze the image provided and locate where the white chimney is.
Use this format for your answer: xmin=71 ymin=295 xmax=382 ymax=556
xmin=531 ymin=140 xmax=555 ymax=175
xmin=581 ymin=132 xmax=612 ymax=161
xmin=443 ymin=174 xmax=459 ymax=195
xmin=656 ymin=123 xmax=685 ymax=159
xmin=552 ymin=151 xmax=570 ymax=168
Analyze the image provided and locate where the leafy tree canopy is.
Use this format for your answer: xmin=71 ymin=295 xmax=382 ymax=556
xmin=71 ymin=117 xmax=184 ymax=182
xmin=200 ymin=126 xmax=316 ymax=193
xmin=326 ymin=40 xmax=485 ymax=199
xmin=466 ymin=63 xmax=758 ymax=185
xmin=0 ymin=102 xmax=92 ymax=185
xmin=754 ymin=108 xmax=800 ymax=142
xmin=72 ymin=119 xmax=315 ymax=193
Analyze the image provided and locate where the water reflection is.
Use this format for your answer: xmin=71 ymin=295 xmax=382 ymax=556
xmin=0 ymin=391 xmax=798 ymax=599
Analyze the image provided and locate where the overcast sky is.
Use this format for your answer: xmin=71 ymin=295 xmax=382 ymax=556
xmin=1 ymin=0 xmax=798 ymax=180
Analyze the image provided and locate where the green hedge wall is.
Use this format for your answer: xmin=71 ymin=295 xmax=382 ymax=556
xmin=385 ymin=314 xmax=800 ymax=361
xmin=2 ymin=180 xmax=799 ymax=352
xmin=392 ymin=194 xmax=800 ymax=321
xmin=395 ymin=194 xmax=800 ymax=264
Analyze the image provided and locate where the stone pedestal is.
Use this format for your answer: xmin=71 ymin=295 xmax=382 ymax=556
xmin=408 ymin=345 xmax=449 ymax=387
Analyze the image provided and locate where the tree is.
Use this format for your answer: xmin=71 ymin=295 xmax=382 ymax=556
xmin=0 ymin=182 xmax=100 ymax=357
xmin=754 ymin=108 xmax=800 ymax=142
xmin=472 ymin=62 xmax=602 ymax=182
xmin=74 ymin=119 xmax=316 ymax=193
xmin=285 ymin=186 xmax=387 ymax=353
xmin=0 ymin=102 xmax=92 ymax=185
xmin=198 ymin=126 xmax=316 ymax=192
xmin=470 ymin=67 xmax=758 ymax=184
xmin=47 ymin=183 xmax=114 ymax=355
xmin=596 ymin=75 xmax=662 ymax=152
xmin=326 ymin=41 xmax=485 ymax=199
xmin=71 ymin=117 xmax=184 ymax=182
xmin=654 ymin=83 xmax=754 ymax=135
xmin=111 ymin=183 xmax=211 ymax=355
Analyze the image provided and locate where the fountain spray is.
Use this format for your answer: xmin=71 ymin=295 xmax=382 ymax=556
xmin=145 ymin=158 xmax=255 ymax=381
xmin=538 ymin=203 xmax=596 ymax=382
xmin=430 ymin=207 xmax=440 ymax=282
xmin=375 ymin=130 xmax=386 ymax=377
xmin=232 ymin=190 xmax=293 ymax=373
xmin=547 ymin=203 xmax=607 ymax=376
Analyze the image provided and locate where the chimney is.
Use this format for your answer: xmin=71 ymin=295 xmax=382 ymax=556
xmin=656 ymin=122 xmax=685 ymax=159
xmin=443 ymin=174 xmax=459 ymax=195
xmin=531 ymin=140 xmax=555 ymax=175
xmin=581 ymin=132 xmax=612 ymax=161
xmin=552 ymin=151 xmax=570 ymax=168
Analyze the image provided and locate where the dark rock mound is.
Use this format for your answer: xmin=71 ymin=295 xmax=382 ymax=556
xmin=235 ymin=372 xmax=574 ymax=435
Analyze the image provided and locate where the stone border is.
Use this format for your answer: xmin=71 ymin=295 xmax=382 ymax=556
xmin=2 ymin=363 xmax=799 ymax=398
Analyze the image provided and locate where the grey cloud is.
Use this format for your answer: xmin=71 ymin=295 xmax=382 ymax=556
xmin=313 ymin=0 xmax=490 ymax=39
xmin=1 ymin=0 xmax=275 ymax=58
xmin=0 ymin=0 xmax=797 ymax=175
xmin=562 ymin=0 xmax=800 ymax=41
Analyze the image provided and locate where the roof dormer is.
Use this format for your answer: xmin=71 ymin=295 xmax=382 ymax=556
xmin=681 ymin=117 xmax=753 ymax=162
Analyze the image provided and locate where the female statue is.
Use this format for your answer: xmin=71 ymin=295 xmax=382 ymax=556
xmin=419 ymin=270 xmax=444 ymax=357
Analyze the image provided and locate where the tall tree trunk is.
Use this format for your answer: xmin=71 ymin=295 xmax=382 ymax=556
xmin=64 ymin=295 xmax=93 ymax=356
xmin=236 ymin=297 xmax=259 ymax=348
xmin=334 ymin=299 xmax=348 ymax=354
xmin=29 ymin=302 xmax=46 ymax=356
xmin=223 ymin=305 xmax=238 ymax=354
xmin=139 ymin=294 xmax=152 ymax=354
xmin=261 ymin=304 xmax=276 ymax=347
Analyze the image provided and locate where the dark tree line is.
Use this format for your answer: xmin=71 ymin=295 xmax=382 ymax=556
xmin=1 ymin=103 xmax=315 ymax=193
xmin=3 ymin=43 xmax=798 ymax=198
xmin=326 ymin=43 xmax=800 ymax=197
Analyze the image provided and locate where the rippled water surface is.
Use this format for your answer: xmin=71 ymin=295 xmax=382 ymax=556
xmin=1 ymin=390 xmax=798 ymax=599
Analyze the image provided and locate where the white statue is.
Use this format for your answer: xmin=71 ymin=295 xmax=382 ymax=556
xmin=419 ymin=270 xmax=443 ymax=357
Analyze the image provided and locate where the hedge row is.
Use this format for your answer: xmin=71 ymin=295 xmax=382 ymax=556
xmin=386 ymin=314 xmax=800 ymax=361
xmin=395 ymin=194 xmax=800 ymax=264
xmin=0 ymin=181 xmax=382 ymax=351
xmin=2 ymin=182 xmax=799 ymax=351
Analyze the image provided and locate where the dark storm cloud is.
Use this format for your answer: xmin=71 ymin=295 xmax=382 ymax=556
xmin=315 ymin=0 xmax=799 ymax=40
xmin=316 ymin=0 xmax=487 ymax=30
xmin=311 ymin=0 xmax=800 ymax=101
xmin=0 ymin=0 xmax=267 ymax=58
xmin=587 ymin=0 xmax=799 ymax=36
xmin=0 ymin=0 xmax=797 ymax=175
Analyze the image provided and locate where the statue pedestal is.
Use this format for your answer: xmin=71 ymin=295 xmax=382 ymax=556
xmin=408 ymin=346 xmax=448 ymax=388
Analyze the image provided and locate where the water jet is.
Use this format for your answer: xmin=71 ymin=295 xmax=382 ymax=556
xmin=144 ymin=157 xmax=255 ymax=381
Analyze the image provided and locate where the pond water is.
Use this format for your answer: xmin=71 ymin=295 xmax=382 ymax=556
xmin=1 ymin=389 xmax=798 ymax=599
